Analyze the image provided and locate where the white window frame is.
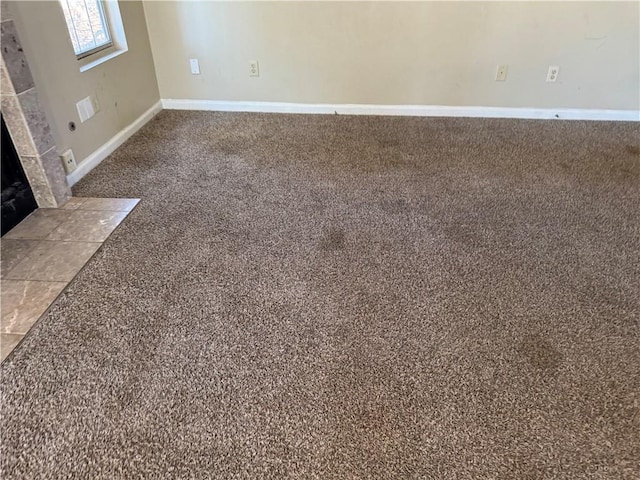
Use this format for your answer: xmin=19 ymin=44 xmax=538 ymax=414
xmin=60 ymin=0 xmax=128 ymax=72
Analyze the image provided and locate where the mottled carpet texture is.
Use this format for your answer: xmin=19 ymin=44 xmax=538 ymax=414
xmin=2 ymin=111 xmax=639 ymax=479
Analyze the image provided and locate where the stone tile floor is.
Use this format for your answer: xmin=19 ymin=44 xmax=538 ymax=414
xmin=0 ymin=197 xmax=139 ymax=361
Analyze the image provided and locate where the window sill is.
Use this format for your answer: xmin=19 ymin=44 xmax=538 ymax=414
xmin=79 ymin=47 xmax=128 ymax=73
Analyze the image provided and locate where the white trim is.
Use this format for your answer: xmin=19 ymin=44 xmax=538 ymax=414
xmin=66 ymin=100 xmax=163 ymax=186
xmin=161 ymin=99 xmax=639 ymax=122
xmin=66 ymin=98 xmax=636 ymax=187
xmin=79 ymin=48 xmax=127 ymax=73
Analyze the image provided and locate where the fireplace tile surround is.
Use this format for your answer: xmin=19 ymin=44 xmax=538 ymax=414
xmin=1 ymin=3 xmax=71 ymax=209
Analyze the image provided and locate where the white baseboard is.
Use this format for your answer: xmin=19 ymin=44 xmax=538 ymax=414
xmin=162 ymin=99 xmax=639 ymax=122
xmin=66 ymin=97 xmax=635 ymax=187
xmin=66 ymin=100 xmax=163 ymax=186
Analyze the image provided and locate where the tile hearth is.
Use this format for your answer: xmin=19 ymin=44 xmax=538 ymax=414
xmin=0 ymin=197 xmax=139 ymax=361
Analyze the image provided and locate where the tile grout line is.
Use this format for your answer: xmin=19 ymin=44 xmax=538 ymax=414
xmin=3 ymin=239 xmax=104 ymax=244
xmin=1 ymin=279 xmax=70 ymax=284
xmin=1 ymin=277 xmax=84 ymax=284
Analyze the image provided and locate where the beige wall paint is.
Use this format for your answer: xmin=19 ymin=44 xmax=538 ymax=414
xmin=9 ymin=0 xmax=159 ymax=163
xmin=143 ymin=1 xmax=639 ymax=110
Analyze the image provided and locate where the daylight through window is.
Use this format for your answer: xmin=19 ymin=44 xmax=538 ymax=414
xmin=59 ymin=0 xmax=112 ymax=58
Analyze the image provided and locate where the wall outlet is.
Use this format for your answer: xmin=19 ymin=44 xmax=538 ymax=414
xmin=546 ymin=65 xmax=560 ymax=82
xmin=496 ymin=65 xmax=508 ymax=82
xmin=249 ymin=60 xmax=259 ymax=77
xmin=60 ymin=149 xmax=77 ymax=174
xmin=76 ymin=96 xmax=95 ymax=123
xmin=190 ymin=58 xmax=200 ymax=75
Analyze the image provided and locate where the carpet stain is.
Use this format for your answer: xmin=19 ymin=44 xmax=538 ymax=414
xmin=625 ymin=144 xmax=639 ymax=156
xmin=379 ymin=198 xmax=410 ymax=214
xmin=319 ymin=226 xmax=346 ymax=250
xmin=519 ymin=335 xmax=563 ymax=372
xmin=443 ymin=222 xmax=483 ymax=247
xmin=377 ymin=138 xmax=401 ymax=149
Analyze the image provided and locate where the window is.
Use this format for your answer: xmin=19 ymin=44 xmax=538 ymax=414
xmin=60 ymin=0 xmax=112 ymax=59
xmin=59 ymin=0 xmax=128 ymax=71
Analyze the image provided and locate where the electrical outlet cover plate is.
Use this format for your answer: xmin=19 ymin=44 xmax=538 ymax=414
xmin=496 ymin=65 xmax=508 ymax=82
xmin=547 ymin=66 xmax=560 ymax=82
xmin=249 ymin=60 xmax=259 ymax=77
xmin=60 ymin=149 xmax=77 ymax=174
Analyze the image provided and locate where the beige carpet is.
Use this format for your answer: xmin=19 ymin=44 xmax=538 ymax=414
xmin=1 ymin=111 xmax=639 ymax=479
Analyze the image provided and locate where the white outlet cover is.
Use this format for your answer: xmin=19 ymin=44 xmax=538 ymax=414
xmin=60 ymin=149 xmax=77 ymax=174
xmin=190 ymin=58 xmax=200 ymax=75
xmin=249 ymin=60 xmax=259 ymax=77
xmin=496 ymin=65 xmax=508 ymax=82
xmin=546 ymin=65 xmax=560 ymax=82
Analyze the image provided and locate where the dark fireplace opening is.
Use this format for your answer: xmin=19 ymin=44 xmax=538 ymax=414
xmin=2 ymin=114 xmax=38 ymax=236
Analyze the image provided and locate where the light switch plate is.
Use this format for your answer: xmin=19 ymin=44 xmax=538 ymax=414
xmin=190 ymin=58 xmax=200 ymax=75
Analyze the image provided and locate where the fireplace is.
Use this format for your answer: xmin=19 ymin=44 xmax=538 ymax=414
xmin=1 ymin=114 xmax=37 ymax=235
xmin=1 ymin=11 xmax=71 ymax=216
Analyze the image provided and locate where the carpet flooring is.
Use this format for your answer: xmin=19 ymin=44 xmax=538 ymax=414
xmin=1 ymin=111 xmax=639 ymax=479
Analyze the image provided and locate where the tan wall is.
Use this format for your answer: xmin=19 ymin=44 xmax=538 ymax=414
xmin=9 ymin=0 xmax=159 ymax=163
xmin=143 ymin=1 xmax=639 ymax=110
